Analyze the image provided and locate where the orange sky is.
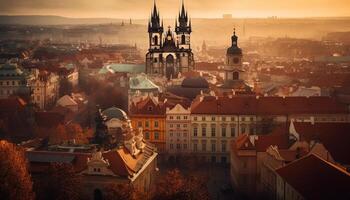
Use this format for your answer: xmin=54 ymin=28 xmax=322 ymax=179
xmin=0 ymin=0 xmax=349 ymax=18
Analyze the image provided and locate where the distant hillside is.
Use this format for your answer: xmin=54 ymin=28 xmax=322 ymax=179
xmin=0 ymin=15 xmax=124 ymax=25
xmin=1 ymin=15 xmax=350 ymax=47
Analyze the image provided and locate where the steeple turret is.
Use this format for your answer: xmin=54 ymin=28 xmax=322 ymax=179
xmin=176 ymin=0 xmax=191 ymax=34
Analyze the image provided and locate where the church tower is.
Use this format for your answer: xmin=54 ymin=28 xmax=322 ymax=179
xmin=175 ymin=0 xmax=194 ymax=73
xmin=146 ymin=1 xmax=164 ymax=74
xmin=225 ymin=28 xmax=243 ymax=81
xmin=176 ymin=0 xmax=192 ymax=50
xmin=145 ymin=0 xmax=194 ymax=78
xmin=148 ymin=2 xmax=163 ymax=50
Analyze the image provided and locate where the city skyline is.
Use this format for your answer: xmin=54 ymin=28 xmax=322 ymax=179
xmin=0 ymin=0 xmax=350 ymax=19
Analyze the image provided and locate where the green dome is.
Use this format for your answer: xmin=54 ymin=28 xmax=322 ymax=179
xmin=102 ymin=107 xmax=128 ymax=121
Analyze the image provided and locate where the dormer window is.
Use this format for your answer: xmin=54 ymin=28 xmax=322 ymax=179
xmin=148 ymin=106 xmax=153 ymax=111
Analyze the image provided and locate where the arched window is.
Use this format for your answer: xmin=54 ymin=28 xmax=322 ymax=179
xmin=154 ymin=35 xmax=158 ymax=45
xmin=94 ymin=189 xmax=103 ymax=200
xmin=181 ymin=35 xmax=186 ymax=44
xmin=232 ymin=71 xmax=239 ymax=80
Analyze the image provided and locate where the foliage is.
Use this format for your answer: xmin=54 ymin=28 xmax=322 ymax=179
xmin=46 ymin=123 xmax=91 ymax=145
xmin=0 ymin=140 xmax=35 ymax=200
xmin=104 ymin=183 xmax=142 ymax=200
xmin=152 ymin=169 xmax=210 ymax=200
xmin=34 ymin=163 xmax=82 ymax=200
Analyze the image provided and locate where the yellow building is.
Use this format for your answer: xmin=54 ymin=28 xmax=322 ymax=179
xmin=130 ymin=96 xmax=166 ymax=153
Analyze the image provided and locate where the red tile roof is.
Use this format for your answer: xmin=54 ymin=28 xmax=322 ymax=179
xmin=0 ymin=97 xmax=27 ymax=112
xmin=293 ymin=122 xmax=350 ymax=165
xmin=191 ymin=96 xmax=348 ymax=115
xmin=232 ymin=126 xmax=290 ymax=154
xmin=26 ymin=146 xmax=155 ymax=178
xmin=130 ymin=96 xmax=166 ymax=116
xmin=276 ymin=154 xmax=350 ymax=200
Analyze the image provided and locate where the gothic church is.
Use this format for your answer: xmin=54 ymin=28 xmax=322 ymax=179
xmin=146 ymin=1 xmax=194 ymax=80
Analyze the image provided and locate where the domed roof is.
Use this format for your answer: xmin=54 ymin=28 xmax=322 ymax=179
xmin=227 ymin=46 xmax=242 ymax=55
xmin=181 ymin=76 xmax=209 ymax=88
xmin=102 ymin=107 xmax=128 ymax=121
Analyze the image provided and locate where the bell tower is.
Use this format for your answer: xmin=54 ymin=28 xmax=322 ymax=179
xmin=175 ymin=0 xmax=191 ymax=50
xmin=148 ymin=1 xmax=163 ymax=50
xmin=225 ymin=28 xmax=243 ymax=81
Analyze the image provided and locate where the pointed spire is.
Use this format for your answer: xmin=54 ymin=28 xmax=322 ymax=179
xmin=153 ymin=0 xmax=157 ymax=14
xmin=175 ymin=18 xmax=178 ymax=28
xmin=234 ymin=27 xmax=236 ymax=36
xmin=181 ymin=0 xmax=186 ymax=17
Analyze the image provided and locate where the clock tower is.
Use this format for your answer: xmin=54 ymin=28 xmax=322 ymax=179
xmin=225 ymin=28 xmax=243 ymax=81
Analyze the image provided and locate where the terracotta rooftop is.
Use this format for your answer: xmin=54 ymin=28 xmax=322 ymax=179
xmin=130 ymin=96 xmax=166 ymax=116
xmin=293 ymin=122 xmax=350 ymax=165
xmin=191 ymin=96 xmax=348 ymax=115
xmin=26 ymin=143 xmax=157 ymax=178
xmin=232 ymin=126 xmax=290 ymax=154
xmin=276 ymin=154 xmax=350 ymax=200
xmin=0 ymin=97 xmax=27 ymax=112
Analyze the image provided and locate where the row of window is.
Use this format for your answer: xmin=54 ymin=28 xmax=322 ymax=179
xmin=169 ymin=123 xmax=188 ymax=128
xmin=194 ymin=126 xmax=256 ymax=137
xmin=138 ymin=121 xmax=159 ymax=128
xmin=169 ymin=132 xmax=188 ymax=138
xmin=192 ymin=142 xmax=227 ymax=152
xmin=193 ymin=116 xmax=255 ymax=122
xmin=0 ymin=80 xmax=22 ymax=86
xmin=168 ymin=115 xmax=189 ymax=120
xmin=144 ymin=132 xmax=160 ymax=140
xmin=0 ymin=89 xmax=14 ymax=95
xmin=169 ymin=143 xmax=188 ymax=150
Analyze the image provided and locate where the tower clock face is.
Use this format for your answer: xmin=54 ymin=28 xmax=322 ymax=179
xmin=233 ymin=57 xmax=239 ymax=64
xmin=167 ymin=35 xmax=172 ymax=40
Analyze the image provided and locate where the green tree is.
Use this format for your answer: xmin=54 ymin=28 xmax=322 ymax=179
xmin=0 ymin=140 xmax=35 ymax=200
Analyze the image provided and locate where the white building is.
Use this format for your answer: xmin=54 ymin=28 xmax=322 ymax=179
xmin=30 ymin=70 xmax=60 ymax=110
xmin=166 ymin=104 xmax=191 ymax=157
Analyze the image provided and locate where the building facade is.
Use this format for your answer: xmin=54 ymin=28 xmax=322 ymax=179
xmin=165 ymin=103 xmax=191 ymax=157
xmin=30 ymin=70 xmax=60 ymax=110
xmin=145 ymin=1 xmax=194 ymax=80
xmin=0 ymin=63 xmax=31 ymax=98
xmin=191 ymin=95 xmax=349 ymax=164
xmin=130 ymin=96 xmax=166 ymax=153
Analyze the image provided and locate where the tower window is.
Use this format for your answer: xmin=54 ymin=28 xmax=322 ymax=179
xmin=181 ymin=35 xmax=186 ymax=44
xmin=154 ymin=58 xmax=158 ymax=62
xmin=233 ymin=72 xmax=239 ymax=80
xmin=154 ymin=35 xmax=158 ymax=45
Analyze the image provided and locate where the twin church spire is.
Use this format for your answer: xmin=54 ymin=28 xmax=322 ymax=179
xmin=148 ymin=0 xmax=191 ymax=34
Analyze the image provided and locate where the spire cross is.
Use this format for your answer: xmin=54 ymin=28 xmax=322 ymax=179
xmin=234 ymin=27 xmax=236 ymax=35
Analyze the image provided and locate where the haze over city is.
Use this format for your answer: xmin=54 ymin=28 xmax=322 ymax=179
xmin=0 ymin=1 xmax=350 ymax=200
xmin=0 ymin=0 xmax=350 ymax=18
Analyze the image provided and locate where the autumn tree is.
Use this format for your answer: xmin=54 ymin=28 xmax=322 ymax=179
xmin=48 ymin=124 xmax=68 ymax=145
xmin=0 ymin=140 xmax=35 ymax=200
xmin=104 ymin=183 xmax=142 ymax=200
xmin=65 ymin=123 xmax=91 ymax=144
xmin=34 ymin=163 xmax=82 ymax=200
xmin=152 ymin=169 xmax=210 ymax=200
